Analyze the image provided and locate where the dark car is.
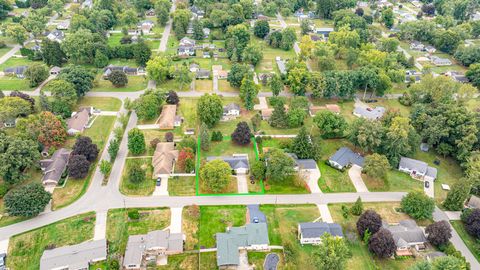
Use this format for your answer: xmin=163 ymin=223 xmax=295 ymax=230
xmin=0 ymin=253 xmax=6 ymax=269
xmin=156 ymin=178 xmax=161 ymax=186
xmin=424 ymin=181 xmax=430 ymax=188
xmin=253 ymin=217 xmax=259 ymax=223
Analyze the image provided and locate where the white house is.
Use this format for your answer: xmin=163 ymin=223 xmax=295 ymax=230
xmin=298 ymin=222 xmax=343 ymax=245
xmin=398 ymin=156 xmax=437 ymax=181
xmin=223 ymin=103 xmax=240 ymax=118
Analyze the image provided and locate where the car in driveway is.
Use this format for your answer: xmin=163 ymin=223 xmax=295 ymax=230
xmin=0 ymin=253 xmax=6 ymax=270
xmin=156 ymin=178 xmax=161 ymax=186
xmin=424 ymin=181 xmax=430 ymax=188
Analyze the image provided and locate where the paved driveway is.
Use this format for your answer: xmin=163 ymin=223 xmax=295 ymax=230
xmin=237 ymin=174 xmax=248 ymax=194
xmin=303 ymin=168 xmax=321 ymax=193
xmin=348 ymin=165 xmax=369 ymax=192
xmin=317 ymin=204 xmax=333 ymax=223
xmin=93 ymin=211 xmax=107 ymax=240
xmin=424 ymin=179 xmax=434 ymax=198
xmin=153 ymin=177 xmax=168 ymax=196
xmin=0 ymin=239 xmax=8 ymax=254
xmin=238 ymin=250 xmax=252 ymax=270
xmin=169 ymin=207 xmax=183 ymax=234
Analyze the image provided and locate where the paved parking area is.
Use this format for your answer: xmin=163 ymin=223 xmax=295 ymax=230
xmin=348 ymin=165 xmax=369 ymax=192
xmin=169 ymin=207 xmax=183 ymax=234
xmin=424 ymin=179 xmax=434 ymax=198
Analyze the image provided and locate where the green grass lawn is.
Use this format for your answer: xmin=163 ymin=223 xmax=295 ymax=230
xmin=202 ymin=137 xmax=257 ymax=162
xmin=107 ymin=33 xmax=123 ymax=46
xmin=363 ymin=170 xmax=423 ymax=192
xmin=218 ymin=80 xmax=238 ymax=92
xmin=0 ymin=46 xmax=12 ymax=58
xmin=260 ymin=205 xmax=319 ymax=268
xmin=106 ymin=208 xmax=170 ymax=256
xmin=198 ymin=206 xmax=246 ymax=248
xmin=317 ymin=162 xmax=356 ymax=193
xmin=7 ymin=212 xmax=96 ymax=270
xmin=451 ymin=220 xmax=480 ymax=261
xmin=157 ymin=253 xmax=199 ymax=269
xmin=120 ymin=158 xmax=155 ymax=196
xmin=199 ymin=252 xmax=217 ymax=270
xmin=252 ymin=37 xmax=296 ymax=73
xmin=329 ymin=202 xmax=423 ymax=270
xmin=169 ymin=176 xmax=196 ymax=196
xmin=75 ymin=97 xmax=122 ymax=111
xmin=92 ymin=75 xmax=147 ymax=92
xmin=83 ymin=116 xmax=116 ymax=150
xmin=0 ymin=57 xmax=34 ymax=70
xmin=183 ymin=205 xmax=200 ymax=250
xmin=194 ymin=79 xmax=213 ymax=92
xmin=0 ymin=76 xmax=32 ymax=91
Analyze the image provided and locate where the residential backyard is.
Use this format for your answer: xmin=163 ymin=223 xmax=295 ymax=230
xmin=92 ymin=74 xmax=147 ymax=92
xmin=120 ymin=158 xmax=155 ymax=196
xmin=75 ymin=97 xmax=122 ymax=111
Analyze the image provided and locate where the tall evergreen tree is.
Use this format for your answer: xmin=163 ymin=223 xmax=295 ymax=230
xmin=269 ymin=101 xmax=287 ymax=128
xmin=292 ymin=127 xmax=314 ymax=159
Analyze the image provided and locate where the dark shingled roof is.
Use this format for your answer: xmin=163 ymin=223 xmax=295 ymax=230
xmin=299 ymin=222 xmax=343 ymax=238
xmin=329 ymin=147 xmax=364 ymax=167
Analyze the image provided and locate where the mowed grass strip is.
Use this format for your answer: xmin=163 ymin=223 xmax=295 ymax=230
xmin=198 ymin=206 xmax=246 ymax=248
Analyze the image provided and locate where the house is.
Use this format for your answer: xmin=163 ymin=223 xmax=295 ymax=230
xmin=196 ymin=69 xmax=210 ymax=79
xmin=298 ymin=222 xmax=343 ymax=245
xmin=431 ymin=56 xmax=452 ymax=66
xmin=157 ymin=104 xmax=177 ymax=130
xmin=410 ymin=41 xmax=425 ymax=51
xmin=384 ymin=220 xmax=427 ymax=256
xmin=189 ymin=63 xmax=200 ymax=72
xmin=425 ymin=45 xmax=436 ymax=53
xmin=216 ymin=70 xmax=229 ymax=79
xmin=47 ymin=30 xmax=65 ymax=42
xmin=56 ymin=20 xmax=70 ymax=30
xmin=145 ymin=8 xmax=155 ymax=16
xmin=328 ymin=147 xmax=364 ymax=170
xmin=405 ymin=70 xmax=422 ymax=83
xmin=40 ymin=148 xmax=71 ymax=186
xmin=152 ymin=142 xmax=179 ymax=176
xmin=398 ymin=157 xmax=437 ymax=181
xmin=247 ymin=205 xmax=266 ymax=223
xmin=308 ymin=104 xmax=340 ymax=116
xmin=314 ymin=27 xmax=334 ymax=38
xmin=216 ymin=223 xmax=269 ymax=268
xmin=137 ymin=20 xmax=154 ymax=34
xmin=446 ymin=71 xmax=469 ymax=83
xmin=288 ymin=153 xmax=318 ymax=171
xmin=257 ymin=73 xmax=273 ymax=83
xmin=420 ymin=143 xmax=429 ymax=152
xmin=203 ymin=27 xmax=210 ymax=38
xmin=40 ymin=239 xmax=107 ymax=270
xmin=179 ymin=37 xmax=196 ymax=47
xmin=184 ymin=128 xmax=195 ymax=135
xmin=66 ymin=107 xmax=92 ymax=135
xmin=103 ymin=65 xmax=144 ymax=78
xmin=275 ymin=56 xmax=287 ymax=75
xmin=202 ymin=51 xmax=210 ymax=58
xmin=123 ymin=230 xmax=184 ymax=270
xmin=353 ymin=106 xmax=386 ymax=120
xmin=50 ymin=66 xmax=61 ymax=75
xmin=3 ymin=65 xmax=28 ymax=78
xmin=178 ymin=37 xmax=196 ymax=56
xmin=207 ymin=155 xmax=250 ymax=174
xmin=223 ymin=103 xmax=240 ymax=119
xmin=310 ymin=34 xmax=322 ymax=42
xmin=467 ymin=195 xmax=480 ymax=209
xmin=191 ymin=5 xmax=205 ymax=19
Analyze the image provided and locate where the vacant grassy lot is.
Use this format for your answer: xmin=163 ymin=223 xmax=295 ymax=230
xmin=106 ymin=208 xmax=170 ymax=256
xmin=198 ymin=206 xmax=246 ymax=248
xmin=199 ymin=252 xmax=217 ymax=270
xmin=318 ymin=162 xmax=356 ymax=193
xmin=194 ymin=79 xmax=213 ymax=92
xmin=451 ymin=220 xmax=480 ymax=261
xmin=76 ymin=97 xmax=122 ymax=111
xmin=0 ymin=76 xmax=31 ymax=91
xmin=169 ymin=176 xmax=196 ymax=196
xmin=7 ymin=212 xmax=96 ymax=270
xmin=252 ymin=38 xmax=296 ymax=73
xmin=218 ymin=80 xmax=238 ymax=92
xmin=92 ymin=75 xmax=147 ymax=92
xmin=157 ymin=253 xmax=199 ymax=270
xmin=83 ymin=116 xmax=116 ymax=150
xmin=363 ymin=170 xmax=423 ymax=192
xmin=183 ymin=205 xmax=200 ymax=250
xmin=121 ymin=158 xmax=155 ymax=196
xmin=329 ymin=202 xmax=425 ymax=270
xmin=0 ymin=56 xmax=34 ymax=70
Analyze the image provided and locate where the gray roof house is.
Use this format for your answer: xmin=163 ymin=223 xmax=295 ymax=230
xmin=196 ymin=69 xmax=210 ymax=79
xmin=431 ymin=56 xmax=452 ymax=66
xmin=298 ymin=222 xmax=343 ymax=245
xmin=467 ymin=195 xmax=480 ymax=209
xmin=123 ymin=230 xmax=184 ymax=269
xmin=288 ymin=153 xmax=318 ymax=170
xmin=207 ymin=155 xmax=250 ymax=174
xmin=223 ymin=103 xmax=240 ymax=119
xmin=216 ymin=223 xmax=270 ymax=267
xmin=384 ymin=220 xmax=426 ymax=255
xmin=353 ymin=106 xmax=386 ymax=120
xmin=40 ymin=148 xmax=71 ymax=186
xmin=47 ymin=30 xmax=65 ymax=42
xmin=398 ymin=157 xmax=437 ymax=181
xmin=40 ymin=239 xmax=107 ymax=270
xmin=3 ymin=65 xmax=28 ymax=78
xmin=328 ymin=147 xmax=364 ymax=170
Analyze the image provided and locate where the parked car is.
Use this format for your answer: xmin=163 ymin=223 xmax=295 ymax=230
xmin=156 ymin=178 xmax=161 ymax=186
xmin=0 ymin=253 xmax=6 ymax=270
xmin=424 ymin=181 xmax=430 ymax=188
xmin=253 ymin=217 xmax=259 ymax=223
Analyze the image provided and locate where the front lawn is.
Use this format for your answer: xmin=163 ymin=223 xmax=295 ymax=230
xmin=183 ymin=205 xmax=200 ymax=250
xmin=198 ymin=206 xmax=246 ymax=248
xmin=106 ymin=208 xmax=170 ymax=256
xmin=83 ymin=116 xmax=116 ymax=150
xmin=451 ymin=220 xmax=480 ymax=262
xmin=194 ymin=79 xmax=213 ymax=92
xmin=317 ymin=162 xmax=356 ymax=193
xmin=0 ymin=56 xmax=34 ymax=70
xmin=199 ymin=175 xmax=237 ymax=194
xmin=217 ymin=80 xmax=238 ymax=92
xmin=169 ymin=176 xmax=196 ymax=196
xmin=202 ymin=137 xmax=257 ymax=163
xmin=157 ymin=253 xmax=199 ymax=270
xmin=264 ymin=175 xmax=310 ymax=194
xmin=92 ymin=75 xmax=147 ymax=92
xmin=0 ymin=77 xmax=32 ymax=91
xmin=363 ymin=170 xmax=423 ymax=192
xmin=7 ymin=212 xmax=96 ymax=270
xmin=199 ymin=252 xmax=217 ymax=270
xmin=120 ymin=158 xmax=155 ymax=196
xmin=76 ymin=97 xmax=122 ymax=111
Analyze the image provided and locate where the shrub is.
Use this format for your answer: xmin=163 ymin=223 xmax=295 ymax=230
xmin=357 ymin=210 xmax=382 ymax=238
xmin=165 ymin=132 xmax=174 ymax=142
xmin=128 ymin=209 xmax=140 ymax=220
xmin=231 ymin=121 xmax=252 ymax=145
xmin=128 ymin=163 xmax=146 ymax=183
xmin=368 ymin=228 xmax=396 ymax=258
xmin=150 ymin=138 xmax=161 ymax=148
xmin=425 ymin=221 xmax=452 ymax=247
xmin=464 ymin=208 xmax=480 ymax=239
xmin=351 ymin=197 xmax=364 ymax=216
xmin=211 ymin=131 xmax=223 ymax=141
xmin=0 ymin=184 xmax=8 ymax=198
xmin=401 ymin=191 xmax=435 ymax=220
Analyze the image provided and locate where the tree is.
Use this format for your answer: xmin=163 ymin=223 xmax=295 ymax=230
xmin=382 ymin=8 xmax=394 ymax=29
xmin=265 ymin=148 xmax=296 ymax=183
xmin=172 ymin=9 xmax=191 ymax=38
xmin=239 ymin=77 xmax=259 ymax=110
xmin=177 ymin=148 xmax=195 ymax=172
xmin=155 ymin=0 xmax=170 ymax=26
xmin=200 ymin=123 xmax=210 ymax=151
xmin=118 ymin=8 xmax=139 ymax=28
xmin=165 ymin=132 xmax=174 ymax=142
xmin=254 ymin=20 xmax=270 ymax=38
xmin=329 ymin=26 xmax=360 ymax=49
xmin=0 ymin=97 xmax=32 ymax=123
xmin=94 ymin=50 xmax=109 ymax=68
xmin=5 ymin=24 xmax=27 ymax=46
xmin=466 ymin=63 xmax=480 ymax=88
xmin=401 ymin=191 xmax=435 ymax=220
xmin=291 ymin=127 xmax=314 ymax=159
xmin=47 ymin=79 xmax=77 ymax=109
xmin=287 ymin=66 xmax=309 ymax=96
xmin=356 ymin=210 xmax=382 ymax=238
xmin=443 ymin=181 xmax=471 ymax=211
xmin=242 ymin=44 xmax=263 ymax=66
xmin=434 ymin=29 xmax=461 ymax=54
xmin=464 ymin=209 xmax=480 ymax=238
xmin=22 ymin=11 xmax=47 ymax=40
xmin=9 ymin=91 xmax=35 ymax=110
xmin=25 ymin=63 xmax=49 ymax=87
xmin=108 ymin=139 xmax=120 ymax=162
xmin=270 ymin=74 xmax=283 ymax=96
xmin=146 ymin=55 xmax=174 ymax=84
xmin=0 ymin=0 xmax=12 ymax=20
xmin=211 ymin=131 xmax=223 ymax=142
xmin=362 ymin=154 xmax=390 ymax=180
xmin=383 ymin=117 xmax=420 ymax=167
xmin=228 ymin=63 xmax=250 ymax=88
xmin=225 ymin=24 xmax=250 ymax=61
xmin=128 ymin=162 xmax=146 ymax=183
xmin=108 ymin=70 xmax=128 ymax=87
xmin=280 ymin=27 xmax=297 ymax=50
xmin=61 ymin=29 xmax=96 ymax=64
xmin=174 ymin=63 xmax=192 ymax=90
xmin=58 ymin=65 xmax=95 ymax=97
xmin=313 ymin=111 xmax=347 ymax=139
xmin=133 ymin=90 xmax=164 ymax=120
xmin=232 ymin=122 xmax=252 ymax=145
xmin=197 ymin=94 xmax=223 ymax=127
xmin=200 ymin=159 xmax=232 ymax=192
xmin=128 ymin=128 xmax=146 ymax=155
xmin=313 ymin=234 xmax=350 ymax=270
xmin=300 ymin=19 xmax=311 ymax=36
xmin=368 ymin=228 xmax=396 ymax=258
xmin=315 ymin=0 xmax=356 ymax=19
xmin=269 ymin=100 xmax=288 ymax=128
xmin=72 ymin=136 xmax=99 ymax=162
xmin=4 ymin=183 xmax=51 ymax=217
xmin=16 ymin=111 xmax=67 ymax=148
xmin=421 ymin=3 xmax=435 ymax=16
xmin=425 ymin=221 xmax=452 ymax=247
xmin=351 ymin=197 xmax=364 ymax=216
xmin=251 ymin=159 xmax=266 ymax=181
xmin=41 ymin=39 xmax=66 ymax=66
xmin=68 ymin=154 xmax=91 ymax=179
xmin=192 ymin=19 xmax=204 ymax=40
xmin=432 ymin=256 xmax=467 ymax=270
xmin=133 ymin=41 xmax=152 ymax=66
xmin=166 ymin=91 xmax=179 ymax=105
xmin=0 ymin=134 xmax=40 ymax=184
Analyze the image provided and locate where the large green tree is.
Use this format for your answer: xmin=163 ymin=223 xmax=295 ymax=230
xmin=313 ymin=234 xmax=350 ymax=270
xmin=58 ymin=65 xmax=95 ymax=97
xmin=0 ymin=133 xmax=40 ymax=184
xmin=4 ymin=183 xmax=51 ymax=217
xmin=25 ymin=63 xmax=49 ymax=88
xmin=265 ymin=148 xmax=296 ymax=183
xmin=128 ymin=128 xmax=146 ymax=155
xmin=401 ymin=191 xmax=435 ymax=220
xmin=146 ymin=55 xmax=174 ymax=84
xmin=133 ymin=90 xmax=164 ymax=120
xmin=200 ymin=159 xmax=232 ymax=192
xmin=61 ymin=29 xmax=96 ymax=64
xmin=291 ymin=127 xmax=315 ymax=159
xmin=314 ymin=110 xmax=347 ymax=139
xmin=197 ymin=94 xmax=223 ymax=127
xmin=41 ymin=39 xmax=66 ymax=67
xmin=239 ymin=77 xmax=259 ymax=110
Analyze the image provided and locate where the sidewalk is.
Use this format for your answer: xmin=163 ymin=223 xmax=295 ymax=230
xmin=93 ymin=211 xmax=107 ymax=240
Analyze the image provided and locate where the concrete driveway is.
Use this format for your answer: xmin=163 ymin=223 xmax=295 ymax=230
xmin=93 ymin=211 xmax=107 ymax=240
xmin=424 ymin=179 xmax=434 ymax=198
xmin=153 ymin=177 xmax=168 ymax=196
xmin=0 ymin=239 xmax=8 ymax=254
xmin=169 ymin=207 xmax=183 ymax=234
xmin=238 ymin=250 xmax=252 ymax=270
xmin=317 ymin=204 xmax=333 ymax=223
xmin=237 ymin=174 xmax=249 ymax=194
xmin=348 ymin=165 xmax=369 ymax=192
xmin=303 ymin=168 xmax=321 ymax=193
xmin=254 ymin=97 xmax=268 ymax=110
